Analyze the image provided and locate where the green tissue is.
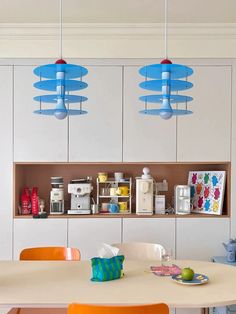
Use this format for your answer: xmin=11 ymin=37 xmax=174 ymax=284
xmin=91 ymin=255 xmax=125 ymax=282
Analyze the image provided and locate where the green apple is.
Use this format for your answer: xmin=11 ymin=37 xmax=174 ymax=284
xmin=181 ymin=267 xmax=194 ymax=281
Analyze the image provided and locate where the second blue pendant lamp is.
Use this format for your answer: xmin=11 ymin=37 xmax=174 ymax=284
xmin=139 ymin=0 xmax=194 ymax=120
xmin=33 ymin=0 xmax=88 ymax=120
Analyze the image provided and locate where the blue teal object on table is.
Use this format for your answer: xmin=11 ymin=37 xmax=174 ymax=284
xmin=212 ymin=256 xmax=236 ymax=266
xmin=91 ymin=255 xmax=125 ymax=282
xmin=222 ymin=239 xmax=236 ymax=262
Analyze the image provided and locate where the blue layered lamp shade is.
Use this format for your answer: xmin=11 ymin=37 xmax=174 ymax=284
xmin=139 ymin=59 xmax=194 ymax=120
xmin=33 ymin=59 xmax=88 ymax=120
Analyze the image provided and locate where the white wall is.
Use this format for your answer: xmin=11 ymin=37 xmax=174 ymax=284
xmin=0 ymin=58 xmax=235 ymax=260
xmin=1 ymin=23 xmax=236 ymax=58
xmin=231 ymin=60 xmax=236 ymax=237
xmin=0 ymin=66 xmax=13 ymax=260
xmin=0 ymin=56 xmax=234 ymax=314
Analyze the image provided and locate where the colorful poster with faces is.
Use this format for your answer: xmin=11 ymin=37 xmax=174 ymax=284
xmin=188 ymin=171 xmax=226 ymax=215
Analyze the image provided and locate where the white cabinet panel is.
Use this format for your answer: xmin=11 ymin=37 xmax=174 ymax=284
xmin=13 ymin=219 xmax=67 ymax=260
xmin=177 ymin=66 xmax=231 ymax=162
xmin=176 ymin=218 xmax=230 ymax=261
xmin=230 ymin=61 xmax=236 ymax=238
xmin=68 ymin=218 xmax=122 ymax=260
xmin=123 ymin=66 xmax=176 ymax=162
xmin=0 ymin=66 xmax=13 ymax=260
xmin=123 ymin=218 xmax=176 ymax=255
xmin=14 ymin=66 xmax=67 ymax=161
xmin=69 ymin=66 xmax=122 ymax=161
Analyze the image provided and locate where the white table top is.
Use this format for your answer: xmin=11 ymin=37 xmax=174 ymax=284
xmin=1 ymin=260 xmax=236 ymax=308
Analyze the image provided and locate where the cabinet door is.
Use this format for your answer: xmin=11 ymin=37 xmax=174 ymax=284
xmin=13 ymin=219 xmax=67 ymax=260
xmin=68 ymin=218 xmax=122 ymax=259
xmin=0 ymin=66 xmax=13 ymax=260
xmin=123 ymin=66 xmax=176 ymax=162
xmin=123 ymin=218 xmax=176 ymax=256
xmin=176 ymin=218 xmax=230 ymax=260
xmin=230 ymin=61 xmax=236 ymax=238
xmin=14 ymin=66 xmax=68 ymax=161
xmin=69 ymin=66 xmax=122 ymax=161
xmin=177 ymin=65 xmax=231 ymax=162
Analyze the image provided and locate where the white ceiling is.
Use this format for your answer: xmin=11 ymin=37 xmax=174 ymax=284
xmin=1 ymin=0 xmax=236 ymax=24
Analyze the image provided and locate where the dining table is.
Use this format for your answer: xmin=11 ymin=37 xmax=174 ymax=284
xmin=1 ymin=259 xmax=236 ymax=313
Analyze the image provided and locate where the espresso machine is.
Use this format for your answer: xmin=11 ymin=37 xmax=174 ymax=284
xmin=68 ymin=179 xmax=93 ymax=214
xmin=136 ymin=167 xmax=154 ymax=215
xmin=50 ymin=177 xmax=64 ymax=214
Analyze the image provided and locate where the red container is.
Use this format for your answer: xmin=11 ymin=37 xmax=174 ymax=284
xmin=21 ymin=187 xmax=31 ymax=215
xmin=31 ymin=187 xmax=39 ymax=215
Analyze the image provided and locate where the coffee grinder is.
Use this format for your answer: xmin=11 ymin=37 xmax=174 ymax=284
xmin=50 ymin=177 xmax=64 ymax=214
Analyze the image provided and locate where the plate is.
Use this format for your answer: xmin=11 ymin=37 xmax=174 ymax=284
xmin=172 ymin=273 xmax=209 ymax=285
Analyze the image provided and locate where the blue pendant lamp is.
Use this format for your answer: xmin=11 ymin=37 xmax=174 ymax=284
xmin=139 ymin=0 xmax=193 ymax=120
xmin=33 ymin=0 xmax=88 ymax=120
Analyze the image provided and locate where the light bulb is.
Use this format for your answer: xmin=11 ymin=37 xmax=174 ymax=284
xmin=54 ymin=97 xmax=67 ymax=120
xmin=160 ymin=98 xmax=173 ymax=120
xmin=54 ymin=110 xmax=68 ymax=120
xmin=160 ymin=110 xmax=173 ymax=120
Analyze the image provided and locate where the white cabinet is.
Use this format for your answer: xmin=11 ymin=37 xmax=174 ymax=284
xmin=123 ymin=66 xmax=176 ymax=162
xmin=14 ymin=66 xmax=68 ymax=161
xmin=177 ymin=65 xmax=231 ymax=162
xmin=0 ymin=66 xmax=13 ymax=260
xmin=13 ymin=219 xmax=68 ymax=260
xmin=68 ymin=218 xmax=122 ymax=259
xmin=176 ymin=218 xmax=230 ymax=261
xmin=230 ymin=61 xmax=236 ymax=238
xmin=123 ymin=218 xmax=176 ymax=255
xmin=69 ymin=66 xmax=122 ymax=161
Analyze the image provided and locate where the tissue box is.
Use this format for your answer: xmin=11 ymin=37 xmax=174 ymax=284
xmin=91 ymin=255 xmax=125 ymax=282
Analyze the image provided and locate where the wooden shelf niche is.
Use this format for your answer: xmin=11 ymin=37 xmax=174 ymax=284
xmin=14 ymin=162 xmax=231 ymax=218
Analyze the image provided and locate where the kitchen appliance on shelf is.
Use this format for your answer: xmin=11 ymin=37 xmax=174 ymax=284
xmin=50 ymin=177 xmax=64 ymax=214
xmin=68 ymin=179 xmax=93 ymax=214
xmin=136 ymin=167 xmax=154 ymax=215
xmin=174 ymin=185 xmax=191 ymax=215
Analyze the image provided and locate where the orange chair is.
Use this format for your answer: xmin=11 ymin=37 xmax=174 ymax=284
xmin=20 ymin=246 xmax=81 ymax=261
xmin=68 ymin=303 xmax=169 ymax=314
xmin=9 ymin=247 xmax=81 ymax=314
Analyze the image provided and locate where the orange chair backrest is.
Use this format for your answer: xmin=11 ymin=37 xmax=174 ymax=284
xmin=68 ymin=303 xmax=169 ymax=314
xmin=20 ymin=247 xmax=81 ymax=261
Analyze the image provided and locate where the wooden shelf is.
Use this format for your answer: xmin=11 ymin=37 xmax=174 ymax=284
xmin=13 ymin=161 xmax=231 ymax=218
xmin=13 ymin=213 xmax=230 ymax=219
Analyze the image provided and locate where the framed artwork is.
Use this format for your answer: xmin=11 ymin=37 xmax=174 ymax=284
xmin=188 ymin=171 xmax=226 ymax=215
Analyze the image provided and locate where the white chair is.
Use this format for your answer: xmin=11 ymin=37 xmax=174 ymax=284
xmin=112 ymin=242 xmax=164 ymax=261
